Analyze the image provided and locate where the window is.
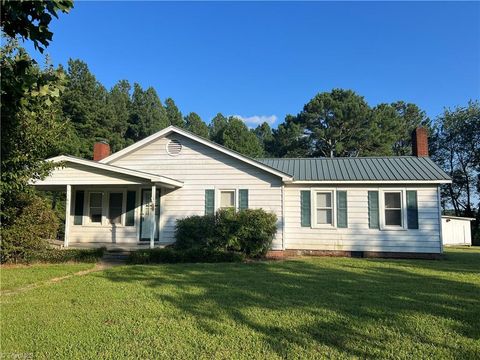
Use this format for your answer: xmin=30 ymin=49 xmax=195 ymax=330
xmin=108 ymin=193 xmax=123 ymax=225
xmin=220 ymin=190 xmax=235 ymax=209
xmin=384 ymin=192 xmax=402 ymax=227
xmin=89 ymin=192 xmax=103 ymax=223
xmin=314 ymin=191 xmax=334 ymax=226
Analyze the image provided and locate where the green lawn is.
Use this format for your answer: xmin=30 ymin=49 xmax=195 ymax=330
xmin=1 ymin=248 xmax=479 ymax=359
xmin=0 ymin=263 xmax=95 ymax=291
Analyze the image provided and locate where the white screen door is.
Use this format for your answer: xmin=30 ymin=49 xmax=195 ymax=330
xmin=140 ymin=189 xmax=160 ymax=241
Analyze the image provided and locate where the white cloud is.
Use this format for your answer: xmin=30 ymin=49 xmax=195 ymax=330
xmin=233 ymin=114 xmax=278 ymax=126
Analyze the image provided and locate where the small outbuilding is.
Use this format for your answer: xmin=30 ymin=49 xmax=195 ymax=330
xmin=441 ymin=216 xmax=475 ymax=246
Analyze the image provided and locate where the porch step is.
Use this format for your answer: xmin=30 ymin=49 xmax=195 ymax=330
xmin=100 ymin=250 xmax=131 ymax=265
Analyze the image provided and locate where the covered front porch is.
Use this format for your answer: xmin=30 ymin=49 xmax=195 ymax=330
xmin=32 ymin=155 xmax=183 ymax=249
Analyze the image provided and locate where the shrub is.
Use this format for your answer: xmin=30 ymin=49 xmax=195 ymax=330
xmin=175 ymin=214 xmax=216 ymax=250
xmin=128 ymin=247 xmax=244 ymax=264
xmin=174 ymin=208 xmax=278 ymax=259
xmin=236 ymin=209 xmax=278 ymax=257
xmin=29 ymin=248 xmax=106 ymax=263
xmin=1 ymin=194 xmax=59 ymax=263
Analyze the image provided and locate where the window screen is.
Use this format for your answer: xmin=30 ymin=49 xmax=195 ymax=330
xmin=315 ymin=192 xmax=333 ymax=225
xmin=108 ymin=193 xmax=123 ymax=225
xmin=384 ymin=192 xmax=402 ymax=226
xmin=89 ymin=193 xmax=103 ymax=223
xmin=220 ymin=190 xmax=235 ymax=209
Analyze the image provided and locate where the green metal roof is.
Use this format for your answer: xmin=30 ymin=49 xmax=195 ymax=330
xmin=257 ymin=157 xmax=451 ymax=182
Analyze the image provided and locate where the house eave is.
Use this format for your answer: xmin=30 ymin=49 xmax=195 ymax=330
xmin=30 ymin=155 xmax=184 ymax=188
xmin=99 ymin=126 xmax=294 ymax=181
xmin=284 ymin=179 xmax=452 ymax=185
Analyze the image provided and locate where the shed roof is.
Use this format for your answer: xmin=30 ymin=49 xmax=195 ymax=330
xmin=257 ymin=157 xmax=451 ymax=183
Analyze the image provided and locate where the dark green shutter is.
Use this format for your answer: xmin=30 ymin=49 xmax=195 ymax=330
xmin=407 ymin=190 xmax=419 ymax=229
xmin=205 ymin=189 xmax=215 ymax=215
xmin=337 ymin=191 xmax=348 ymax=228
xmin=301 ymin=190 xmax=311 ymax=227
xmin=73 ymin=190 xmax=84 ymax=225
xmin=239 ymin=189 xmax=248 ymax=210
xmin=125 ymin=191 xmax=136 ymax=226
xmin=368 ymin=191 xmax=379 ymax=229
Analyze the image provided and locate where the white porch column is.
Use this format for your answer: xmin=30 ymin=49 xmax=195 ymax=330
xmin=64 ymin=184 xmax=71 ymax=248
xmin=150 ymin=184 xmax=157 ymax=249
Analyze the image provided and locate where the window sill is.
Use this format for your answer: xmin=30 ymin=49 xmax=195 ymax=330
xmin=311 ymin=225 xmax=337 ymax=230
xmin=380 ymin=226 xmax=407 ymax=231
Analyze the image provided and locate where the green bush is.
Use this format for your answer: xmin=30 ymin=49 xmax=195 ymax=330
xmin=1 ymin=194 xmax=59 ymax=263
xmin=29 ymin=248 xmax=106 ymax=263
xmin=128 ymin=247 xmax=245 ymax=264
xmin=236 ymin=209 xmax=277 ymax=257
xmin=174 ymin=208 xmax=278 ymax=259
xmin=174 ymin=214 xmax=216 ymax=250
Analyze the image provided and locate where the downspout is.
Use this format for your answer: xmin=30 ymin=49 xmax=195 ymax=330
xmin=281 ymin=183 xmax=286 ymax=250
xmin=437 ymin=186 xmax=443 ymax=254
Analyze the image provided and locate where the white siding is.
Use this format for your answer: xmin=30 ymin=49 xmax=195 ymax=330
xmin=284 ymin=184 xmax=442 ymax=253
xmin=34 ymin=163 xmax=147 ymax=185
xmin=442 ymin=218 xmax=472 ymax=246
xmin=110 ymin=134 xmax=284 ymax=249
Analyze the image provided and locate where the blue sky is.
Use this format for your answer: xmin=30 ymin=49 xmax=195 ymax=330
xmin=24 ymin=1 xmax=479 ymax=128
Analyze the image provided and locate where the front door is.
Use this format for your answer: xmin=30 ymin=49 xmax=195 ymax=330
xmin=140 ymin=189 xmax=160 ymax=241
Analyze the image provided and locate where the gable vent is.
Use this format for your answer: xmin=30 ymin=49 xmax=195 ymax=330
xmin=166 ymin=139 xmax=182 ymax=156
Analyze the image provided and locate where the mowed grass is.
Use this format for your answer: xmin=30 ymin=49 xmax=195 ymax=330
xmin=1 ymin=248 xmax=479 ymax=359
xmin=0 ymin=263 xmax=95 ymax=291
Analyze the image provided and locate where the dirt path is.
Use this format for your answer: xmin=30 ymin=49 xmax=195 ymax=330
xmin=1 ymin=262 xmax=116 ymax=296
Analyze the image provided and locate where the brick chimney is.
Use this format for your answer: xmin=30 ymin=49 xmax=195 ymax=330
xmin=412 ymin=127 xmax=429 ymax=157
xmin=93 ymin=141 xmax=110 ymax=161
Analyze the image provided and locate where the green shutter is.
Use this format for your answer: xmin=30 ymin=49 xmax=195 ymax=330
xmin=368 ymin=191 xmax=379 ymax=229
xmin=73 ymin=190 xmax=84 ymax=225
xmin=205 ymin=189 xmax=215 ymax=215
xmin=239 ymin=189 xmax=248 ymax=210
xmin=301 ymin=190 xmax=311 ymax=227
xmin=407 ymin=190 xmax=419 ymax=229
xmin=337 ymin=191 xmax=348 ymax=228
xmin=125 ymin=191 xmax=136 ymax=226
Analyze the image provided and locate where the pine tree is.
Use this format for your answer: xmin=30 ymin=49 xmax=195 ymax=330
xmin=209 ymin=113 xmax=228 ymax=143
xmin=165 ymin=98 xmax=184 ymax=127
xmin=184 ymin=112 xmax=209 ymax=138
xmin=127 ymin=84 xmax=169 ymax=142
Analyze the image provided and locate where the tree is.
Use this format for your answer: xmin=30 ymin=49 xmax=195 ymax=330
xmin=108 ymin=80 xmax=131 ymax=150
xmin=184 ymin=112 xmax=209 ymax=138
xmin=1 ymin=0 xmax=73 ymax=53
xmin=165 ymin=98 xmax=184 ymax=128
xmin=219 ymin=117 xmax=264 ymax=157
xmin=270 ymin=115 xmax=310 ymax=157
xmin=432 ymin=101 xmax=480 ymax=217
xmin=61 ymin=59 xmax=115 ymax=157
xmin=253 ymin=122 xmax=274 ymax=156
xmin=0 ymin=41 xmax=70 ymax=223
xmin=390 ymin=102 xmax=431 ymax=155
xmin=209 ymin=113 xmax=228 ymax=143
xmin=298 ymin=89 xmax=374 ymax=157
xmin=127 ymin=84 xmax=169 ymax=142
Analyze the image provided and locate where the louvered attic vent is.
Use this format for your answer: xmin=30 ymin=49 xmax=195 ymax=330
xmin=166 ymin=139 xmax=182 ymax=156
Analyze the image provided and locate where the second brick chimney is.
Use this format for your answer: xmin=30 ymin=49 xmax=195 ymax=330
xmin=412 ymin=127 xmax=429 ymax=157
xmin=93 ymin=141 xmax=110 ymax=161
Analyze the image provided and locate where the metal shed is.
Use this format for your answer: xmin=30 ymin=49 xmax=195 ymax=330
xmin=441 ymin=216 xmax=475 ymax=246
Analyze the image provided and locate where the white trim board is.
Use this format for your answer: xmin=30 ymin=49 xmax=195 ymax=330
xmin=99 ymin=126 xmax=294 ymax=181
xmin=34 ymin=155 xmax=184 ymax=188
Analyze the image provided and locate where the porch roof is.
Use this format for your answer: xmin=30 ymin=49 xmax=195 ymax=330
xmin=31 ymin=155 xmax=184 ymax=188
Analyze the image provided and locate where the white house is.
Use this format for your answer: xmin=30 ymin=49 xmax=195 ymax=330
xmin=32 ymin=126 xmax=451 ymax=258
xmin=441 ymin=216 xmax=474 ymax=246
